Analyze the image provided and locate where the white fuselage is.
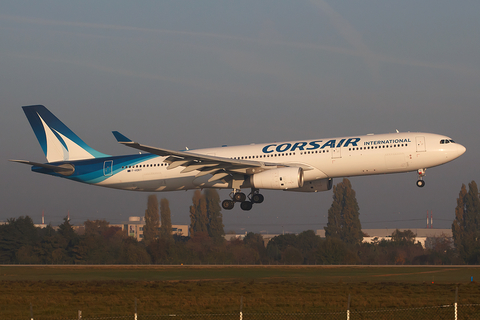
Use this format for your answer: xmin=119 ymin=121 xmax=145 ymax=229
xmin=97 ymin=132 xmax=466 ymax=192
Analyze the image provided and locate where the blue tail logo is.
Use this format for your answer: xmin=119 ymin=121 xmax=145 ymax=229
xmin=23 ymin=105 xmax=109 ymax=162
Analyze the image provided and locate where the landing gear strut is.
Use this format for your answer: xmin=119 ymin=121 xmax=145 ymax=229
xmin=416 ymin=168 xmax=426 ymax=187
xmin=221 ymin=188 xmax=264 ymax=211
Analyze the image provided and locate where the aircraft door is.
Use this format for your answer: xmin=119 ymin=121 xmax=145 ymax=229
xmin=331 ymin=147 xmax=342 ymax=159
xmin=416 ymin=136 xmax=426 ymax=152
xmin=103 ymin=160 xmax=113 ymax=176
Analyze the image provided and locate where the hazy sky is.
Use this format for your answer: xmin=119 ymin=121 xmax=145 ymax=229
xmin=1 ymin=1 xmax=479 ymax=234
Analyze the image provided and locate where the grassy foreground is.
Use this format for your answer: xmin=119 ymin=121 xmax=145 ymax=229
xmin=1 ymin=265 xmax=479 ymax=318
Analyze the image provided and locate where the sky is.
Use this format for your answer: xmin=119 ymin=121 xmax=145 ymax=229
xmin=1 ymin=1 xmax=479 ymax=235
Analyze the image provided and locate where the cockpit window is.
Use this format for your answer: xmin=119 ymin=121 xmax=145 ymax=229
xmin=440 ymin=139 xmax=456 ymax=144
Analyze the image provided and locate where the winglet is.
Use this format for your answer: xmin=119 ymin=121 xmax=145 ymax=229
xmin=112 ymin=131 xmax=133 ymax=143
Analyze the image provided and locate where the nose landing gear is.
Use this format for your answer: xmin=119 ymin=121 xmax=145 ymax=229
xmin=416 ymin=168 xmax=426 ymax=187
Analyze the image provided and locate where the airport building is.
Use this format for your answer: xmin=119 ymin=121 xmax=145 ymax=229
xmin=226 ymin=228 xmax=452 ymax=249
xmin=115 ymin=216 xmax=189 ymax=241
xmin=316 ymin=228 xmax=452 ymax=248
xmin=14 ymin=212 xmax=189 ymax=240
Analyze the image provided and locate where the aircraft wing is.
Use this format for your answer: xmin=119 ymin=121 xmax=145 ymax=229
xmin=112 ymin=131 xmax=286 ymax=181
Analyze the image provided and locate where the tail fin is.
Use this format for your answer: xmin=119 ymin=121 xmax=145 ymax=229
xmin=22 ymin=105 xmax=109 ymax=162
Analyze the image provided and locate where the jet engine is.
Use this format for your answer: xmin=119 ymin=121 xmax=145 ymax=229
xmin=285 ymin=178 xmax=333 ymax=192
xmin=250 ymin=167 xmax=304 ymax=190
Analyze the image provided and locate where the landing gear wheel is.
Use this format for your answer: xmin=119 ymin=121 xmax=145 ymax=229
xmin=222 ymin=200 xmax=235 ymax=210
xmin=416 ymin=168 xmax=426 ymax=188
xmin=233 ymin=192 xmax=246 ymax=202
xmin=240 ymin=201 xmax=253 ymax=211
xmin=251 ymin=193 xmax=264 ymax=204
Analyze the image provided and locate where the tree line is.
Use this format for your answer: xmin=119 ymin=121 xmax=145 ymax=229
xmin=0 ymin=179 xmax=479 ymax=265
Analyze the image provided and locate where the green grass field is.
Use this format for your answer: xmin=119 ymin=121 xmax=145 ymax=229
xmin=1 ymin=265 xmax=479 ymax=318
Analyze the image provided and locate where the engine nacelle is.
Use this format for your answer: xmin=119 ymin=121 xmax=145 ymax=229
xmin=285 ymin=178 xmax=333 ymax=192
xmin=250 ymin=167 xmax=304 ymax=190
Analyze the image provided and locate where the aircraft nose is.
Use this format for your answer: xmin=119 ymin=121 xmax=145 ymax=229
xmin=457 ymin=144 xmax=466 ymax=156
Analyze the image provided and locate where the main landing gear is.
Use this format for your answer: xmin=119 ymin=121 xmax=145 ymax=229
xmin=221 ymin=188 xmax=264 ymax=211
xmin=416 ymin=168 xmax=426 ymax=187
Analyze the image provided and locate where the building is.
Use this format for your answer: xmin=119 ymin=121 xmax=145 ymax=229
xmin=118 ymin=216 xmax=188 ymax=241
xmin=34 ymin=211 xmax=48 ymax=229
xmin=361 ymin=228 xmax=452 ymax=248
xmin=316 ymin=228 xmax=452 ymax=248
xmin=224 ymin=229 xmax=453 ymax=249
xmin=224 ymin=233 xmax=279 ymax=247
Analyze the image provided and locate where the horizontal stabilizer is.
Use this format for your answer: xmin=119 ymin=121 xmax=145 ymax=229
xmin=10 ymin=160 xmax=75 ymax=175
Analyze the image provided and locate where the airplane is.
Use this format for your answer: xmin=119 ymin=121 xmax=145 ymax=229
xmin=11 ymin=105 xmax=466 ymax=211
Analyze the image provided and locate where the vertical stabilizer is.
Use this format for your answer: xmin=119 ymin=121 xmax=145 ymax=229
xmin=22 ymin=105 xmax=109 ymax=162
